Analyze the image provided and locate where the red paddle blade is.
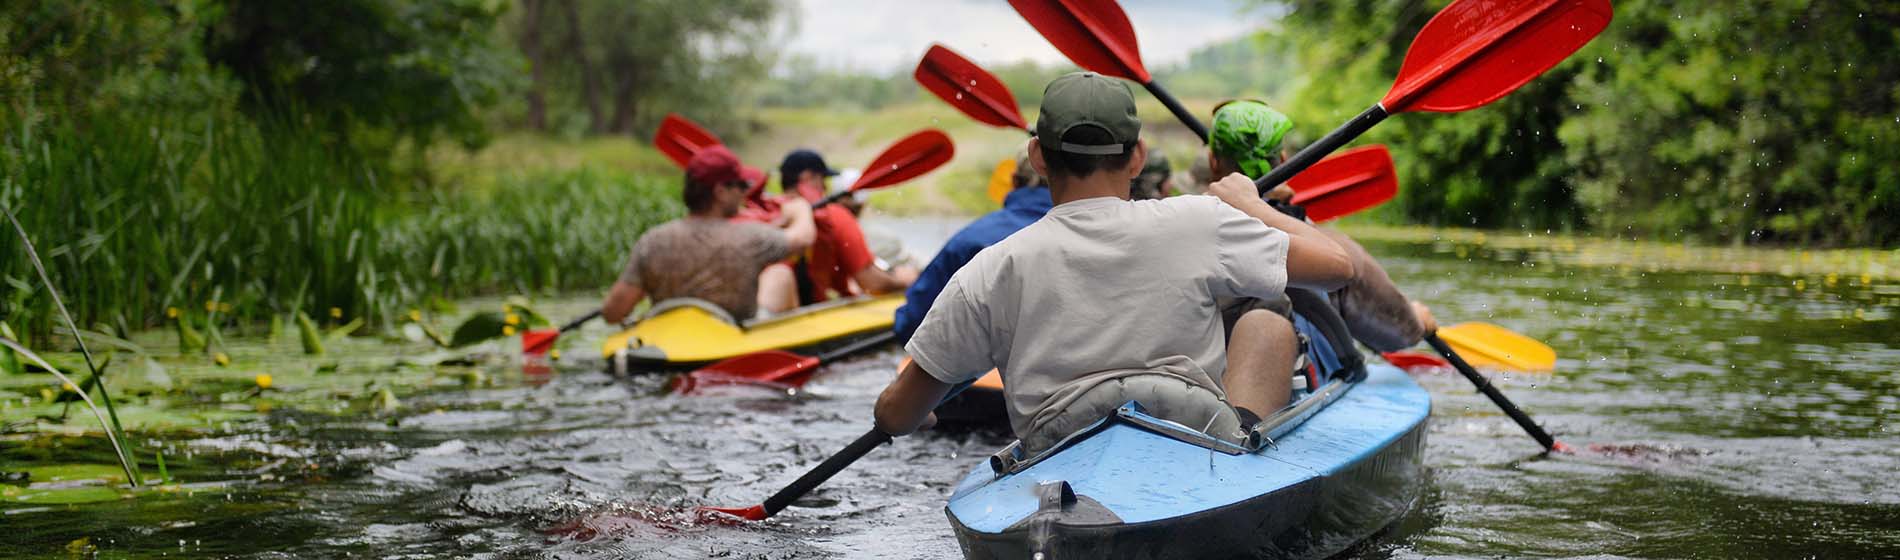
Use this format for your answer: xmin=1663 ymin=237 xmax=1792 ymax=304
xmin=1008 ymin=0 xmax=1150 ymax=83
xmin=654 ymin=113 xmax=723 ymax=168
xmin=1382 ymin=0 xmax=1612 ymax=113
xmin=698 ymin=504 xmax=767 ymax=521
xmin=849 ymin=129 xmax=955 ymax=192
xmin=916 ymin=44 xmax=1027 ymax=131
xmin=1382 ymin=350 xmax=1453 ymax=372
xmin=680 ymin=351 xmax=820 ymax=385
xmin=1287 ymin=145 xmax=1398 ymax=223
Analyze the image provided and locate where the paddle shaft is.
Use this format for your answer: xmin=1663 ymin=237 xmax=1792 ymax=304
xmin=524 ymin=309 xmax=601 ymax=354
xmin=815 ymin=330 xmax=897 ymax=365
xmin=1425 ymin=333 xmax=1559 ymax=452
xmin=1143 ymin=80 xmax=1208 ymax=142
xmin=1255 ymin=104 xmax=1390 ymax=196
xmin=745 ymin=377 xmax=975 ymax=518
xmin=761 ymin=428 xmax=893 ymax=516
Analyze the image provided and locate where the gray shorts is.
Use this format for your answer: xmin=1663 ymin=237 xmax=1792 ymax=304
xmin=1022 ymin=373 xmax=1245 ymax=455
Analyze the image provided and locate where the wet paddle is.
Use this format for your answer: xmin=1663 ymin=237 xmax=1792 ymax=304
xmin=702 ymin=379 xmax=977 ymax=521
xmin=818 ymin=129 xmax=956 ymax=208
xmin=1426 ymin=331 xmax=1571 ymax=453
xmin=1438 ymin=322 xmax=1557 ymax=372
xmin=915 ymin=44 xmax=1028 ymax=133
xmin=1285 ymin=145 xmax=1398 ymax=223
xmin=1253 ymin=0 xmax=1613 ymax=195
xmin=655 ymin=113 xmax=723 ymax=168
xmin=521 ymin=309 xmax=600 ymax=355
xmin=672 ymin=331 xmax=896 ymax=394
xmin=1007 ymin=0 xmax=1209 ymax=140
xmin=1381 ymin=323 xmax=1557 ymax=373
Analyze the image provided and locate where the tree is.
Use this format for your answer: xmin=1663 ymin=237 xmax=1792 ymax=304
xmin=507 ymin=0 xmax=777 ymax=137
xmin=1266 ymin=0 xmax=1900 ymax=246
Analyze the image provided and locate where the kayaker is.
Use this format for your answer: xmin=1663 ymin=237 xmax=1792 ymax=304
xmin=599 ymin=146 xmax=816 ymax=324
xmin=892 ymin=152 xmax=1051 ymax=344
xmin=873 ymin=72 xmax=1354 ymax=453
xmin=762 ymin=149 xmax=918 ymax=313
xmin=1129 ymin=152 xmax=1171 ymax=200
xmin=1206 ymin=100 xmax=1437 ymax=360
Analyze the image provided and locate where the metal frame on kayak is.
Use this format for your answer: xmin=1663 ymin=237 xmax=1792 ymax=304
xmin=944 ymin=364 xmax=1432 ymax=559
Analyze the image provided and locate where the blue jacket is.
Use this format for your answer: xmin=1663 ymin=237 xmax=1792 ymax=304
xmin=893 ymin=187 xmax=1054 ymax=344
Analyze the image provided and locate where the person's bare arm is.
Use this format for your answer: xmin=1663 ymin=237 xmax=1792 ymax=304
xmin=779 ymin=199 xmax=816 ymax=252
xmin=874 ymin=360 xmax=952 ymax=436
xmin=600 ymin=281 xmax=647 ymax=324
xmin=852 ymin=264 xmax=917 ymax=295
xmin=1207 ymin=173 xmax=1353 ymax=290
xmin=1322 ymin=227 xmax=1428 ymax=351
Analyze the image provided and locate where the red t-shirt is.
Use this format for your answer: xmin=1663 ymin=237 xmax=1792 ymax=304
xmin=803 ymin=206 xmax=876 ymax=303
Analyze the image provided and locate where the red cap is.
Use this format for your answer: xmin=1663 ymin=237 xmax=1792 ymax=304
xmin=686 ymin=146 xmax=745 ymax=187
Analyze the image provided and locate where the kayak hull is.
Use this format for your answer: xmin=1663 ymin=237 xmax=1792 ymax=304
xmin=602 ymin=294 xmax=902 ymax=369
xmin=944 ymin=364 xmax=1430 ymax=560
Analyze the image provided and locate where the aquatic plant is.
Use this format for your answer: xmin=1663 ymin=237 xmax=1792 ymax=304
xmin=0 ymin=107 xmax=681 ymax=343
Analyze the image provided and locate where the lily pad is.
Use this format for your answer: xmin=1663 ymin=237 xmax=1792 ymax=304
xmin=448 ymin=311 xmax=512 ymax=348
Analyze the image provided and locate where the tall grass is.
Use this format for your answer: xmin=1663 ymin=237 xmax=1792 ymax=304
xmin=0 ymin=108 xmax=681 ymax=342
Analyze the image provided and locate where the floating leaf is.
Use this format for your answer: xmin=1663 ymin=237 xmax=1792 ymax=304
xmin=140 ymin=358 xmax=172 ymax=391
xmin=296 ymin=312 xmax=325 ymax=355
xmin=448 ymin=311 xmax=512 ymax=348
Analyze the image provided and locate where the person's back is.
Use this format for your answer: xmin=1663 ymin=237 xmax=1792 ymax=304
xmin=600 ymin=146 xmax=815 ymax=325
xmin=892 ymin=163 xmax=1052 ymax=344
xmin=882 ymin=72 xmax=1354 ymax=454
xmin=620 ymin=218 xmax=792 ymax=320
xmin=925 ymin=195 xmax=1286 ymax=440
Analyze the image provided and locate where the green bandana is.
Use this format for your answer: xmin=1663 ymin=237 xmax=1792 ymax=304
xmin=1209 ymin=101 xmax=1293 ymax=179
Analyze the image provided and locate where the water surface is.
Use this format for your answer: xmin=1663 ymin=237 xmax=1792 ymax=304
xmin=4 ymin=219 xmax=1897 ymax=558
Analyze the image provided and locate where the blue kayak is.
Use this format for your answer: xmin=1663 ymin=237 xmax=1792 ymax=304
xmin=944 ymin=364 xmax=1431 ymax=559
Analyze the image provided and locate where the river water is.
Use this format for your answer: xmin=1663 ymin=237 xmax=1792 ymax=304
xmin=4 ymin=217 xmax=1897 ymax=558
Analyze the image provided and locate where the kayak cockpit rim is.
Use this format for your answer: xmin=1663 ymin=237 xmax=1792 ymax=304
xmin=986 ymin=376 xmax=1360 ymax=478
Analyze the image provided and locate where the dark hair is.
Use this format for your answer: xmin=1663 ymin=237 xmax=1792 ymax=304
xmin=682 ymin=173 xmax=716 ymax=213
xmin=1042 ymin=126 xmax=1136 ymax=180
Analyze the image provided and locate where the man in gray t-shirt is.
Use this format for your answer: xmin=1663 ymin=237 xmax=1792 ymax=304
xmin=873 ymin=73 xmax=1356 ymax=452
xmin=600 ymin=146 xmax=815 ymax=324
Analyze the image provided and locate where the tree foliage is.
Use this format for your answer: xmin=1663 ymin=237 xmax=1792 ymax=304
xmin=1271 ymin=0 xmax=1900 ymax=246
xmin=505 ymin=0 xmax=777 ymax=137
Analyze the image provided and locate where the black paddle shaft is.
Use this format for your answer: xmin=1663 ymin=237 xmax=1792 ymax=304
xmin=762 ymin=428 xmax=894 ymax=516
xmin=558 ymin=309 xmax=601 ymax=333
xmin=750 ymin=375 xmax=976 ymax=518
xmin=1255 ymin=103 xmax=1391 ymax=196
xmin=1143 ymin=80 xmax=1209 ymax=142
xmin=815 ymin=330 xmax=898 ymax=365
xmin=1425 ymin=333 xmax=1560 ymax=452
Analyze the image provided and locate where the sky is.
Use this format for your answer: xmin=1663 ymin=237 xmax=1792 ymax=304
xmin=777 ymin=0 xmax=1277 ymax=73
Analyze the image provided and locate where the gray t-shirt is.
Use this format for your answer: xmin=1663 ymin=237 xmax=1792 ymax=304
xmin=906 ymin=195 xmax=1290 ymax=440
xmin=619 ymin=218 xmax=791 ymax=320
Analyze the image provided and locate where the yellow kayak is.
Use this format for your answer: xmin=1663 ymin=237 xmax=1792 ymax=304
xmin=603 ymin=294 xmax=903 ymax=370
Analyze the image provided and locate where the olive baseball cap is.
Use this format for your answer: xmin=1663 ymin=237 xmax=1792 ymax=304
xmin=1036 ymin=72 xmax=1141 ymax=155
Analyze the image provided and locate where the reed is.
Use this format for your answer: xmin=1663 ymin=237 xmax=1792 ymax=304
xmin=0 ymin=107 xmax=681 ymax=342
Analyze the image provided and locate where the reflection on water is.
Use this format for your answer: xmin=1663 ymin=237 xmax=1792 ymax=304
xmin=3 ymin=221 xmax=1898 ymax=558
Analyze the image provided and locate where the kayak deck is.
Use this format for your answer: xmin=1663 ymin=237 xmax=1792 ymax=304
xmin=944 ymin=364 xmax=1430 ymax=559
xmin=601 ymin=294 xmax=903 ymax=368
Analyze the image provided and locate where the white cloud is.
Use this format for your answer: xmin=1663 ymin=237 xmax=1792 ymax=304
xmin=779 ymin=0 xmax=1269 ymax=73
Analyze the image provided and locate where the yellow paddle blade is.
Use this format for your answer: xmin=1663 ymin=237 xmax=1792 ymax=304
xmin=986 ymin=157 xmax=1016 ymax=205
xmin=1437 ymin=322 xmax=1556 ymax=372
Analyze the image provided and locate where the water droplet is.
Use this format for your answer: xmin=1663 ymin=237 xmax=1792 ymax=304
xmin=954 ymin=92 xmax=963 ymax=100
